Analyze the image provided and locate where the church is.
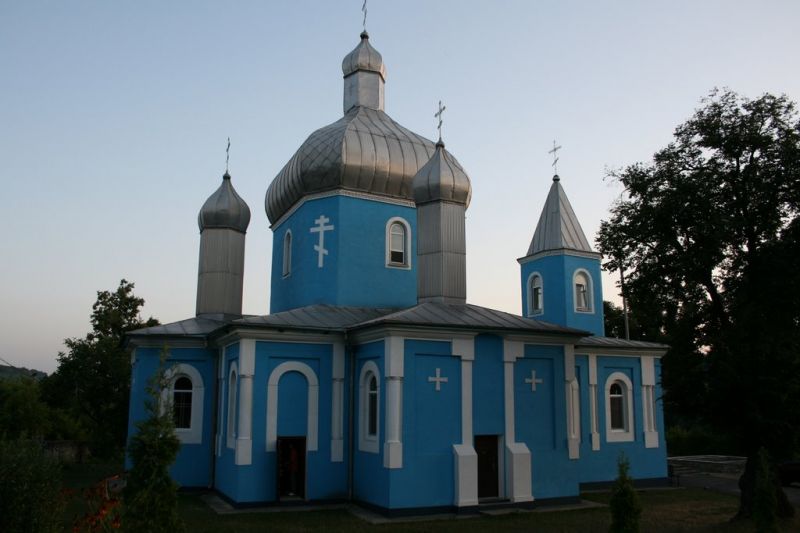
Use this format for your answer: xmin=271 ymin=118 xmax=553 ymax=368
xmin=126 ymin=29 xmax=668 ymax=513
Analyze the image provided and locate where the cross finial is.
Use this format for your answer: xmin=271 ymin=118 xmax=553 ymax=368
xmin=435 ymin=100 xmax=446 ymax=142
xmin=362 ymin=0 xmax=367 ymax=31
xmin=548 ymin=140 xmax=562 ymax=176
xmin=225 ymin=137 xmax=231 ymax=174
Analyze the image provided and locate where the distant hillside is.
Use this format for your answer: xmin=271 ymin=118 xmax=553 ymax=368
xmin=0 ymin=364 xmax=47 ymax=380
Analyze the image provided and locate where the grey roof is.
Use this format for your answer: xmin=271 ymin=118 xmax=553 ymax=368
xmin=527 ymin=176 xmax=593 ymax=256
xmin=577 ymin=336 xmax=669 ymax=350
xmin=342 ymin=31 xmax=385 ymax=80
xmin=127 ymin=316 xmax=230 ymax=338
xmin=413 ymin=140 xmax=472 ymax=207
xmin=350 ymin=301 xmax=587 ymax=336
xmin=265 ymin=106 xmax=441 ymax=224
xmin=198 ymin=173 xmax=251 ymax=233
xmin=233 ymin=304 xmax=396 ymax=331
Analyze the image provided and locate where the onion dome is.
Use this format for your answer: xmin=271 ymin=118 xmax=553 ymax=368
xmin=198 ymin=172 xmax=251 ymax=233
xmin=412 ymin=140 xmax=472 ymax=206
xmin=342 ymin=31 xmax=386 ymax=80
xmin=527 ymin=175 xmax=593 ymax=256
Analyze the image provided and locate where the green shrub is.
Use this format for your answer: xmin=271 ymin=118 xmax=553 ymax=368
xmin=609 ymin=453 xmax=642 ymax=533
xmin=753 ymin=447 xmax=778 ymax=532
xmin=0 ymin=438 xmax=64 ymax=533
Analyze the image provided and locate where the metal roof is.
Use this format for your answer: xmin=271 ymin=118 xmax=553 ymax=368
xmin=527 ymin=176 xmax=593 ymax=256
xmin=577 ymin=336 xmax=669 ymax=350
xmin=342 ymin=31 xmax=386 ymax=80
xmin=233 ymin=304 xmax=396 ymax=330
xmin=413 ymin=140 xmax=472 ymax=207
xmin=127 ymin=316 xmax=230 ymax=338
xmin=198 ymin=173 xmax=251 ymax=233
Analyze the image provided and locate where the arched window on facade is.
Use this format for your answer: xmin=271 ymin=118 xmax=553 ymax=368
xmin=528 ymin=273 xmax=543 ymax=316
xmin=574 ymin=270 xmax=593 ymax=312
xmin=385 ymin=218 xmax=411 ymax=268
xmin=172 ymin=376 xmax=193 ymax=429
xmin=227 ymin=367 xmax=238 ymax=448
xmin=358 ymin=361 xmax=380 ymax=453
xmin=282 ymin=230 xmax=292 ymax=277
xmin=605 ymin=372 xmax=634 ymax=442
xmin=367 ymin=373 xmax=378 ymax=438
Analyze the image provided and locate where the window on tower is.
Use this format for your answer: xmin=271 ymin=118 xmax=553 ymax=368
xmin=574 ymin=270 xmax=593 ymax=312
xmin=385 ymin=217 xmax=411 ymax=268
xmin=527 ymin=272 xmax=543 ymax=316
xmin=282 ymin=230 xmax=292 ymax=277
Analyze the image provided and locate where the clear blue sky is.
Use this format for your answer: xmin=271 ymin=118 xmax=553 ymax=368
xmin=2 ymin=1 xmax=798 ymax=373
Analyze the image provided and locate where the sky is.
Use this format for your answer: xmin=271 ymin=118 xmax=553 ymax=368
xmin=1 ymin=1 xmax=799 ymax=373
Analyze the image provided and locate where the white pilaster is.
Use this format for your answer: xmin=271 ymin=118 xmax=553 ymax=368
xmin=588 ymin=354 xmax=600 ymax=451
xmin=383 ymin=336 xmax=404 ymax=469
xmin=331 ymin=342 xmax=345 ymax=462
xmin=451 ymin=337 xmax=477 ymax=507
xmin=564 ymin=344 xmax=580 ymax=459
xmin=235 ymin=339 xmax=255 ymax=466
xmin=501 ymin=339 xmax=533 ymax=503
xmin=641 ymin=356 xmax=659 ymax=448
xmin=216 ymin=348 xmax=225 ymax=457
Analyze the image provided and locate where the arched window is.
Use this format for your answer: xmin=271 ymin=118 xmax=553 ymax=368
xmin=385 ymin=217 xmax=411 ymax=268
xmin=282 ymin=230 xmax=292 ymax=277
xmin=527 ymin=273 xmax=543 ymax=316
xmin=574 ymin=270 xmax=593 ymax=312
xmin=358 ymin=361 xmax=380 ymax=453
xmin=605 ymin=372 xmax=634 ymax=442
xmin=227 ymin=366 xmax=238 ymax=449
xmin=172 ymin=376 xmax=193 ymax=429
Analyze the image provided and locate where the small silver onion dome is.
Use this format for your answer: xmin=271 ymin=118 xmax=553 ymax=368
xmin=198 ymin=173 xmax=251 ymax=233
xmin=412 ymin=140 xmax=472 ymax=207
xmin=342 ymin=31 xmax=386 ymax=80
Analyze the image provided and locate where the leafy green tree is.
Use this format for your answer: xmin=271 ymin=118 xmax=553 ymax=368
xmin=42 ymin=280 xmax=158 ymax=456
xmin=0 ymin=378 xmax=51 ymax=440
xmin=122 ymin=349 xmax=183 ymax=533
xmin=609 ymin=453 xmax=642 ymax=533
xmin=598 ymin=89 xmax=800 ymax=518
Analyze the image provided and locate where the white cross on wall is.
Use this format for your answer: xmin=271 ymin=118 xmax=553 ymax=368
xmin=525 ymin=370 xmax=544 ymax=392
xmin=309 ymin=215 xmax=334 ymax=268
xmin=428 ymin=368 xmax=448 ymax=392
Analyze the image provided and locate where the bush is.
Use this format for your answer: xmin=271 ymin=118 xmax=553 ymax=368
xmin=609 ymin=453 xmax=642 ymax=533
xmin=0 ymin=438 xmax=64 ymax=533
xmin=753 ymin=448 xmax=778 ymax=532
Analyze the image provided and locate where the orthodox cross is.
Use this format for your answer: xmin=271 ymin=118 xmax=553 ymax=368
xmin=525 ymin=370 xmax=544 ymax=392
xmin=362 ymin=0 xmax=367 ymax=31
xmin=428 ymin=368 xmax=448 ymax=392
xmin=435 ymin=100 xmax=446 ymax=141
xmin=225 ymin=137 xmax=231 ymax=174
xmin=310 ymin=215 xmax=334 ymax=268
xmin=548 ymin=140 xmax=562 ymax=175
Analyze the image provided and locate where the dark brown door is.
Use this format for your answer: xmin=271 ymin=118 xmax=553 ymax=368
xmin=277 ymin=437 xmax=306 ymax=499
xmin=475 ymin=435 xmax=499 ymax=499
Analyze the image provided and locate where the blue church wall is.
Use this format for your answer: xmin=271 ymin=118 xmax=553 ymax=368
xmin=213 ymin=343 xmax=239 ymax=501
xmin=126 ymin=346 xmax=216 ymax=489
xmin=353 ymin=341 xmax=389 ymax=508
xmin=388 ymin=339 xmax=460 ymax=509
xmin=519 ymin=253 xmax=605 ymax=336
xmin=472 ymin=335 xmax=504 ymax=437
xmin=270 ymin=195 xmax=418 ymax=312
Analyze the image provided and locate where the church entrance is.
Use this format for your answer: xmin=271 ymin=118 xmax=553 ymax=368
xmin=277 ymin=437 xmax=306 ymax=500
xmin=475 ymin=435 xmax=500 ymax=499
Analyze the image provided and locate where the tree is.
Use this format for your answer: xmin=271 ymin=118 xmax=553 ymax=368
xmin=122 ymin=350 xmax=183 ymax=533
xmin=42 ymin=280 xmax=158 ymax=456
xmin=609 ymin=453 xmax=642 ymax=533
xmin=598 ymin=89 xmax=800 ymax=519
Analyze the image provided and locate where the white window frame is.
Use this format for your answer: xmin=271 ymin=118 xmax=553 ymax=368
xmin=226 ymin=363 xmax=238 ymax=449
xmin=526 ymin=272 xmax=544 ymax=316
xmin=358 ymin=361 xmax=380 ymax=453
xmin=282 ymin=230 xmax=292 ymax=278
xmin=604 ymin=371 xmax=634 ymax=442
xmin=162 ymin=363 xmax=204 ymax=444
xmin=385 ymin=217 xmax=411 ymax=269
xmin=573 ymin=268 xmax=594 ymax=313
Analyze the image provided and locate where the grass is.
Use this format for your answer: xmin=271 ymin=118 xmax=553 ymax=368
xmin=61 ymin=463 xmax=799 ymax=532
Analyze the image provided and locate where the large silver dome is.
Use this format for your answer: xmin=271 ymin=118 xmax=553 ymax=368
xmin=198 ymin=173 xmax=251 ymax=233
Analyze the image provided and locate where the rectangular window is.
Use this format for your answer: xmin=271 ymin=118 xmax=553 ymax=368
xmin=533 ymin=287 xmax=542 ymax=311
xmin=575 ymin=283 xmax=588 ymax=310
xmin=368 ymin=391 xmax=378 ymax=437
xmin=173 ymin=391 xmax=192 ymax=429
xmin=610 ymin=396 xmax=624 ymax=430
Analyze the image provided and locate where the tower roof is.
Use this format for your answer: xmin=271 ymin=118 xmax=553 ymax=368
xmin=198 ymin=173 xmax=251 ymax=233
xmin=527 ymin=176 xmax=593 ymax=256
xmin=412 ymin=140 xmax=472 ymax=206
xmin=342 ymin=31 xmax=386 ymax=80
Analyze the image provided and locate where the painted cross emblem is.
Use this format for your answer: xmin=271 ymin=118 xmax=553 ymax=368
xmin=428 ymin=368 xmax=448 ymax=392
xmin=309 ymin=215 xmax=334 ymax=268
xmin=525 ymin=370 xmax=544 ymax=392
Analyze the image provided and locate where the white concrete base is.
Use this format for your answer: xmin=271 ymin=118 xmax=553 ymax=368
xmin=591 ymin=432 xmax=600 ymax=451
xmin=383 ymin=441 xmax=403 ymax=469
xmin=645 ymin=431 xmax=660 ymax=448
xmin=453 ymin=444 xmax=478 ymax=507
xmin=505 ymin=441 xmax=533 ymax=502
xmin=235 ymin=437 xmax=252 ymax=465
xmin=331 ymin=438 xmax=344 ymax=462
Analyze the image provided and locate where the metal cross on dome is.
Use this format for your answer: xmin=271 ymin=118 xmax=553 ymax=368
xmin=225 ymin=137 xmax=231 ymax=173
xmin=435 ymin=100 xmax=446 ymax=141
xmin=362 ymin=0 xmax=367 ymax=31
xmin=548 ymin=140 xmax=562 ymax=175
